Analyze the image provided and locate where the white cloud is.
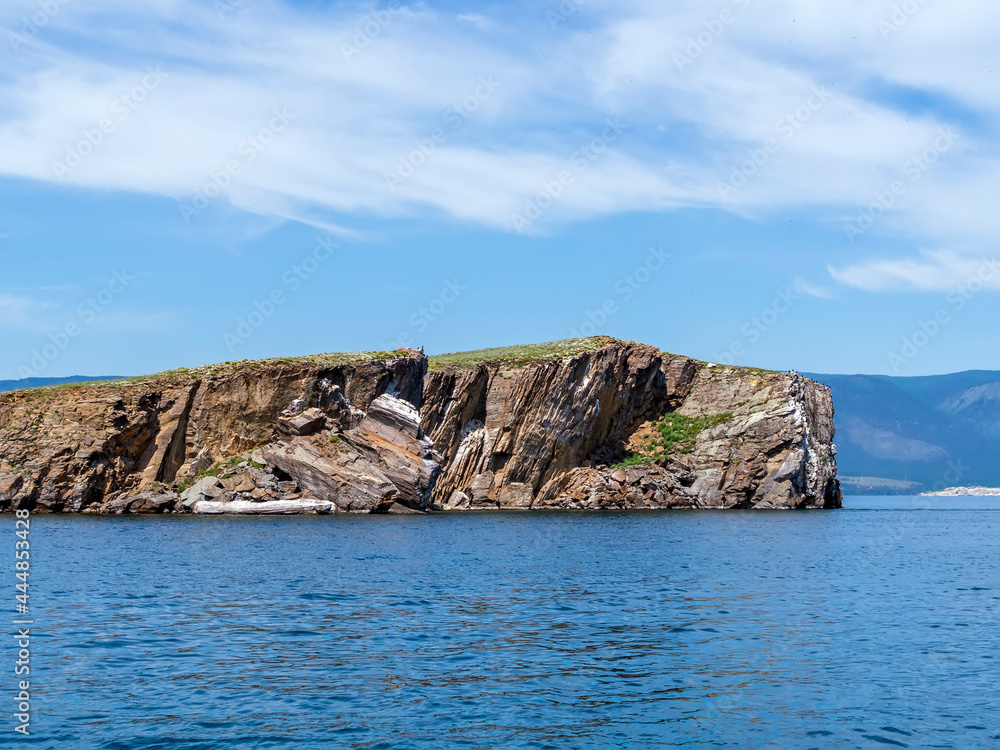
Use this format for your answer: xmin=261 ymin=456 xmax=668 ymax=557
xmin=829 ymin=249 xmax=1000 ymax=292
xmin=0 ymin=0 xmax=998 ymax=253
xmin=791 ymin=278 xmax=836 ymax=300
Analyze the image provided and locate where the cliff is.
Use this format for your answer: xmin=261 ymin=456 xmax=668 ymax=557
xmin=0 ymin=338 xmax=841 ymax=514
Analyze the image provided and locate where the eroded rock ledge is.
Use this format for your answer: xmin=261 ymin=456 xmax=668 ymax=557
xmin=0 ymin=339 xmax=841 ymax=514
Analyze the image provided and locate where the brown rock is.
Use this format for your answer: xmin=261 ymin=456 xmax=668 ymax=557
xmin=277 ymin=407 xmax=326 ymax=437
xmin=0 ymin=341 xmax=840 ymax=514
xmin=498 ymin=482 xmax=533 ymax=508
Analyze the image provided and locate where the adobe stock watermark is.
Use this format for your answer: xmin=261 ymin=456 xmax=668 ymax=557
xmin=674 ymin=0 xmax=752 ymax=71
xmin=177 ymin=107 xmax=294 ymax=223
xmin=384 ymin=75 xmax=500 ymax=192
xmin=384 ymin=279 xmax=467 ymax=350
xmin=223 ymin=236 xmax=338 ymax=352
xmin=510 ymin=117 xmax=626 ymax=234
xmin=17 ymin=269 xmax=135 ymax=378
xmin=714 ymin=280 xmax=809 ymax=365
xmin=887 ymin=256 xmax=999 ymax=373
xmin=879 ymin=0 xmax=932 ymax=39
xmin=8 ymin=0 xmax=71 ymax=53
xmin=12 ymin=507 xmax=31 ymax=737
xmin=214 ymin=0 xmax=246 ymax=21
xmin=569 ymin=246 xmax=671 ymax=338
xmin=717 ymin=87 xmax=832 ymax=201
xmin=342 ymin=2 xmax=403 ymax=62
xmin=843 ymin=127 xmax=957 ymax=243
xmin=52 ymin=66 xmax=168 ymax=182
xmin=927 ymin=459 xmax=972 ymax=495
xmin=547 ymin=0 xmax=585 ymax=30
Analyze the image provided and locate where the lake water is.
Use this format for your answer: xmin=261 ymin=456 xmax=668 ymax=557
xmin=9 ymin=497 xmax=1000 ymax=748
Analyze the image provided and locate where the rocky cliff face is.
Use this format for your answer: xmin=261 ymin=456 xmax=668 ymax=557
xmin=0 ymin=340 xmax=841 ymax=514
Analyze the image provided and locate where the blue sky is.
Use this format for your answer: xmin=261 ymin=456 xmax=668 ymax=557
xmin=1 ymin=0 xmax=999 ymax=379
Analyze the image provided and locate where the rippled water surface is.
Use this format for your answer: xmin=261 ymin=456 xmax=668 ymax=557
xmin=11 ymin=497 xmax=1000 ymax=748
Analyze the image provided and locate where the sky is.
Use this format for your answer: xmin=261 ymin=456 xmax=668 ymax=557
xmin=1 ymin=0 xmax=999 ymax=380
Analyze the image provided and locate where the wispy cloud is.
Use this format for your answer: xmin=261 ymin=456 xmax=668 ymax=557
xmin=792 ymin=277 xmax=836 ymax=300
xmin=0 ymin=0 xmax=998 ymax=253
xmin=829 ymin=249 xmax=1000 ymax=292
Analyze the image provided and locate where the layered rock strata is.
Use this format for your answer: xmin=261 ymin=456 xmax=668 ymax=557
xmin=0 ymin=340 xmax=841 ymax=514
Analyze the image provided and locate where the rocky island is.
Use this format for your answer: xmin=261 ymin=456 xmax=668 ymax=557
xmin=0 ymin=338 xmax=841 ymax=514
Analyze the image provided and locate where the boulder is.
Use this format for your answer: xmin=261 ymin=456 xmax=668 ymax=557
xmin=387 ymin=502 xmax=425 ymax=515
xmin=277 ymin=407 xmax=327 ymax=437
xmin=105 ymin=492 xmax=179 ymax=514
xmin=260 ymin=438 xmax=396 ymax=513
xmin=180 ymin=476 xmax=225 ymax=509
xmin=350 ymin=394 xmax=441 ymax=508
xmin=498 ymin=482 xmax=533 ymax=508
xmin=361 ymin=394 xmax=422 ymax=442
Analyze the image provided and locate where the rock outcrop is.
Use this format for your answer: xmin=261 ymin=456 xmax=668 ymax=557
xmin=0 ymin=339 xmax=841 ymax=514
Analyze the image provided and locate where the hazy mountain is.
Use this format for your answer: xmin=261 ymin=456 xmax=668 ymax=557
xmin=0 ymin=376 xmax=123 ymax=393
xmin=804 ymin=370 xmax=1000 ymax=493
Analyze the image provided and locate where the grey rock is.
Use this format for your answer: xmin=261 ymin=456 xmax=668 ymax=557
xmin=179 ymin=476 xmax=225 ymax=509
xmin=360 ymin=394 xmax=422 ymax=443
xmin=180 ymin=475 xmax=221 ymax=501
xmin=261 ymin=438 xmax=396 ymax=513
xmin=387 ymin=502 xmax=425 ymax=514
xmin=446 ymin=490 xmax=471 ymax=509
xmin=350 ymin=394 xmax=441 ymax=508
xmin=105 ymin=492 xmax=178 ymax=514
xmin=220 ymin=472 xmax=256 ymax=493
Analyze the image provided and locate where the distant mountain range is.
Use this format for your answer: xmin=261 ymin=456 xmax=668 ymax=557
xmin=804 ymin=370 xmax=1000 ymax=494
xmin=0 ymin=376 xmax=123 ymax=393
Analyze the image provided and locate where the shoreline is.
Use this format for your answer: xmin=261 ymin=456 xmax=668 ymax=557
xmin=921 ymin=486 xmax=1000 ymax=497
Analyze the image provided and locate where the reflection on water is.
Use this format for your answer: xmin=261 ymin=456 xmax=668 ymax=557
xmin=13 ymin=500 xmax=1000 ymax=748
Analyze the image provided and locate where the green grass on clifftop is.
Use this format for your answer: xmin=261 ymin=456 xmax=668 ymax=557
xmin=111 ymin=349 xmax=416 ymax=386
xmin=2 ymin=338 xmax=792 ymax=400
xmin=4 ymin=340 xmax=620 ymax=397
xmin=613 ymin=411 xmax=733 ymax=468
xmin=4 ymin=350 xmax=416 ymax=397
xmin=428 ymin=337 xmax=616 ymax=371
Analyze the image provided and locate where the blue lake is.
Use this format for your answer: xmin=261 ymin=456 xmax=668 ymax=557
xmin=9 ymin=497 xmax=1000 ymax=748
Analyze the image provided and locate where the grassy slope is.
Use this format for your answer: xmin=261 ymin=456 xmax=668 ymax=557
xmin=4 ymin=337 xmax=784 ymax=399
xmin=427 ymin=337 xmax=617 ymax=370
xmin=5 ymin=341 xmax=623 ymax=397
xmin=0 ymin=350 xmax=414 ymax=398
